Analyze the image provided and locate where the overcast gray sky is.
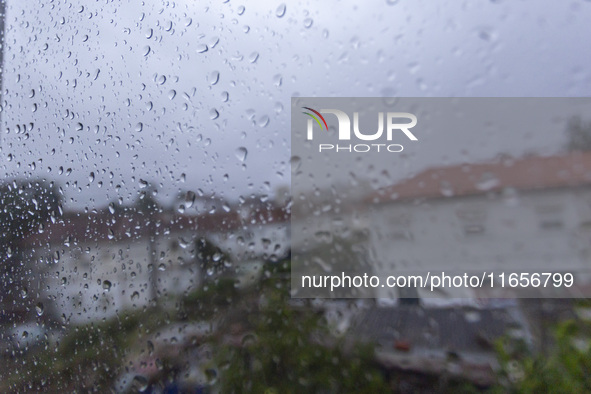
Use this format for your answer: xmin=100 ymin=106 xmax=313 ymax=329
xmin=1 ymin=0 xmax=591 ymax=210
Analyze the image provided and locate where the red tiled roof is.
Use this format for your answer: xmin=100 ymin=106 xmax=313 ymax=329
xmin=20 ymin=210 xmax=243 ymax=248
xmin=246 ymin=206 xmax=290 ymax=225
xmin=19 ymin=204 xmax=290 ymax=248
xmin=368 ymin=152 xmax=591 ymax=203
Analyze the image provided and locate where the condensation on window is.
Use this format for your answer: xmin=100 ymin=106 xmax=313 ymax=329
xmin=1 ymin=0 xmax=591 ymax=392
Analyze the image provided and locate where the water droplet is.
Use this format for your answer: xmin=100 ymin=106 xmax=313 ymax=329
xmin=132 ymin=375 xmax=149 ymax=392
xmin=248 ymin=52 xmax=259 ymax=63
xmin=276 ymin=3 xmax=286 ymax=18
xmin=464 ymin=310 xmax=481 ymax=323
xmin=475 ymin=172 xmax=500 ymax=191
xmin=89 ymin=172 xmax=95 ymax=183
xmin=143 ymin=45 xmax=151 ymax=56
xmin=439 ymin=181 xmax=454 ymax=197
xmin=156 ymin=74 xmax=166 ymax=85
xmin=210 ymin=108 xmax=220 ymax=120
xmin=131 ymin=291 xmax=140 ymax=301
xmin=103 ymin=280 xmax=112 ymax=292
xmin=185 ymin=191 xmax=196 ymax=208
xmin=241 ymin=333 xmax=257 ymax=346
xmin=303 ymin=18 xmax=313 ymax=28
xmin=257 ymin=115 xmax=269 ymax=127
xmin=273 ymin=74 xmax=282 ymax=87
xmin=208 ymin=71 xmax=220 ymax=85
xmin=208 ymin=36 xmax=220 ymax=48
xmin=147 ymin=340 xmax=154 ymax=354
xmin=196 ymin=44 xmax=208 ymax=53
xmin=205 ymin=369 xmax=218 ymax=384
xmin=35 ymin=302 xmax=44 ymax=316
xmin=235 ymin=147 xmax=248 ymax=162
xmin=476 ymin=27 xmax=498 ymax=43
xmin=290 ymin=156 xmax=302 ymax=173
xmin=168 ymin=90 xmax=176 ymax=100
xmin=135 ymin=122 xmax=143 ymax=132
xmin=237 ymin=5 xmax=245 ymax=15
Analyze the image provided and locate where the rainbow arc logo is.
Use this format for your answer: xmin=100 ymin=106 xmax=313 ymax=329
xmin=302 ymin=107 xmax=328 ymax=131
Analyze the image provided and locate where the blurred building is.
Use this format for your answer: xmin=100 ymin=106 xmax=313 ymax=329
xmin=366 ymin=152 xmax=591 ymax=300
xmin=19 ymin=203 xmax=289 ymax=325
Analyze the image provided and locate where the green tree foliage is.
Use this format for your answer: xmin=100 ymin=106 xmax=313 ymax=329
xmin=134 ymin=183 xmax=160 ymax=215
xmin=495 ymin=305 xmax=591 ymax=393
xmin=195 ymin=237 xmax=231 ymax=282
xmin=212 ymin=261 xmax=390 ymax=393
xmin=0 ymin=179 xmax=61 ymax=317
xmin=0 ymin=179 xmax=61 ymax=245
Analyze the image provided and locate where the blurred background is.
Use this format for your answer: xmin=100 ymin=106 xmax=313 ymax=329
xmin=1 ymin=0 xmax=591 ymax=392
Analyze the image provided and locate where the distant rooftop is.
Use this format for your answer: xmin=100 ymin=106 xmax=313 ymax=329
xmin=20 ymin=205 xmax=289 ymax=248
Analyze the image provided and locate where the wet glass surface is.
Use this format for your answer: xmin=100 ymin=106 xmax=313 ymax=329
xmin=1 ymin=0 xmax=591 ymax=392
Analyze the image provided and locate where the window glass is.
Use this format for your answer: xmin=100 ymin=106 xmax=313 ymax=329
xmin=1 ymin=1 xmax=591 ymax=392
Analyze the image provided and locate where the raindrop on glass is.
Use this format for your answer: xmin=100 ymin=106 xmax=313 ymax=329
xmin=248 ymin=52 xmax=259 ymax=63
xmin=290 ymin=156 xmax=302 ymax=173
xmin=257 ymin=115 xmax=269 ymax=127
xmin=273 ymin=74 xmax=282 ymax=87
xmin=35 ymin=302 xmax=44 ymax=316
xmin=276 ymin=3 xmax=287 ymax=18
xmin=132 ymin=375 xmax=149 ymax=392
xmin=208 ymin=71 xmax=220 ymax=85
xmin=235 ymin=147 xmax=248 ymax=162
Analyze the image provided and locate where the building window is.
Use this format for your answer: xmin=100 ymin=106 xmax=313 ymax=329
xmin=387 ymin=214 xmax=412 ymax=241
xmin=456 ymin=209 xmax=486 ymax=236
xmin=536 ymin=205 xmax=563 ymax=230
